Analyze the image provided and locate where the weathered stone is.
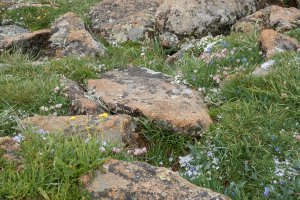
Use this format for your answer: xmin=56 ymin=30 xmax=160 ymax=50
xmin=155 ymin=0 xmax=256 ymax=41
xmin=252 ymin=60 xmax=276 ymax=76
xmin=22 ymin=115 xmax=137 ymax=145
xmin=0 ymin=0 xmax=15 ymax=9
xmin=233 ymin=6 xmax=300 ymax=33
xmin=89 ymin=0 xmax=164 ymax=44
xmin=83 ymin=159 xmax=229 ymax=200
xmin=0 ymin=29 xmax=51 ymax=51
xmin=259 ymin=29 xmax=300 ymax=58
xmin=159 ymin=32 xmax=179 ymax=48
xmin=0 ymin=136 xmax=21 ymax=163
xmin=60 ymin=77 xmax=103 ymax=115
xmin=88 ymin=67 xmax=212 ymax=137
xmin=6 ymin=3 xmax=53 ymax=10
xmin=48 ymin=12 xmax=106 ymax=58
xmin=256 ymin=0 xmax=283 ymax=9
xmin=0 ymin=25 xmax=29 ymax=39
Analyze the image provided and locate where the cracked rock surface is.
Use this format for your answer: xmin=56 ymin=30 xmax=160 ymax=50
xmin=88 ymin=67 xmax=212 ymax=136
xmin=83 ymin=159 xmax=229 ymax=200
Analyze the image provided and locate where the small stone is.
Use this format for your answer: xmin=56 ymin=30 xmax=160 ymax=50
xmin=159 ymin=32 xmax=179 ymax=48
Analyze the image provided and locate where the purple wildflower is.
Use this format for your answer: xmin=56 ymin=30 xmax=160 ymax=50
xmin=263 ymin=186 xmax=270 ymax=197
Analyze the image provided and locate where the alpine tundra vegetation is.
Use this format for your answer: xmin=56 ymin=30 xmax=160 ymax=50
xmin=0 ymin=0 xmax=299 ymax=199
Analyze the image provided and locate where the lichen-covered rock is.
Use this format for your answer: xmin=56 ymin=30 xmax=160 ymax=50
xmin=83 ymin=159 xmax=229 ymax=200
xmin=233 ymin=5 xmax=300 ymax=33
xmin=88 ymin=67 xmax=212 ymax=137
xmin=155 ymin=0 xmax=256 ymax=41
xmin=0 ymin=25 xmax=29 ymax=39
xmin=0 ymin=29 xmax=51 ymax=51
xmin=256 ymin=0 xmax=283 ymax=9
xmin=0 ymin=0 xmax=14 ymax=9
xmin=60 ymin=77 xmax=103 ymax=115
xmin=159 ymin=32 xmax=179 ymax=48
xmin=89 ymin=0 xmax=164 ymax=44
xmin=22 ymin=115 xmax=137 ymax=145
xmin=48 ymin=12 xmax=106 ymax=57
xmin=0 ymin=136 xmax=21 ymax=163
xmin=259 ymin=29 xmax=300 ymax=58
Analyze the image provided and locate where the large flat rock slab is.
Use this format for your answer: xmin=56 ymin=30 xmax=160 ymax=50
xmin=83 ymin=159 xmax=229 ymax=200
xmin=88 ymin=67 xmax=212 ymax=136
xmin=22 ymin=115 xmax=138 ymax=145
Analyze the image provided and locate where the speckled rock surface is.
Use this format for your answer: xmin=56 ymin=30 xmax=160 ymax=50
xmin=259 ymin=29 xmax=300 ymax=58
xmin=0 ymin=25 xmax=29 ymax=39
xmin=48 ymin=12 xmax=106 ymax=57
xmin=0 ymin=29 xmax=51 ymax=51
xmin=22 ymin=115 xmax=137 ymax=145
xmin=87 ymin=67 xmax=212 ymax=136
xmin=0 ymin=136 xmax=21 ymax=163
xmin=0 ymin=0 xmax=15 ymax=8
xmin=89 ymin=0 xmax=163 ymax=44
xmin=60 ymin=77 xmax=103 ymax=115
xmin=155 ymin=0 xmax=256 ymax=40
xmin=83 ymin=159 xmax=229 ymax=200
xmin=233 ymin=5 xmax=300 ymax=33
xmin=256 ymin=0 xmax=283 ymax=9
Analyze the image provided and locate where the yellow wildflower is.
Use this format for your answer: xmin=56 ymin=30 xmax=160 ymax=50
xmin=70 ymin=116 xmax=76 ymax=121
xmin=98 ymin=113 xmax=109 ymax=118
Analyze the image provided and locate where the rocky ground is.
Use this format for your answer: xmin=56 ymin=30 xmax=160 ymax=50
xmin=0 ymin=0 xmax=300 ymax=199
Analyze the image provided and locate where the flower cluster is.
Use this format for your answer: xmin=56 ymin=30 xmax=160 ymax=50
xmin=179 ymin=140 xmax=221 ymax=181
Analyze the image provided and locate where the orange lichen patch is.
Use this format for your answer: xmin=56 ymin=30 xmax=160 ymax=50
xmin=84 ymin=159 xmax=229 ymax=200
xmin=88 ymin=67 xmax=212 ymax=137
xmin=260 ymin=29 xmax=300 ymax=58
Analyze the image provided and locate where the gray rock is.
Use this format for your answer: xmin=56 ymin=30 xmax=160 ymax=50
xmin=89 ymin=0 xmax=164 ymax=44
xmin=155 ymin=0 xmax=256 ymax=41
xmin=60 ymin=77 xmax=104 ymax=115
xmin=48 ymin=12 xmax=106 ymax=58
xmin=82 ymin=159 xmax=229 ymax=200
xmin=159 ymin=32 xmax=179 ymax=48
xmin=0 ymin=29 xmax=51 ymax=51
xmin=0 ymin=25 xmax=29 ymax=40
xmin=22 ymin=115 xmax=138 ymax=146
xmin=233 ymin=5 xmax=300 ymax=33
xmin=87 ymin=67 xmax=212 ymax=137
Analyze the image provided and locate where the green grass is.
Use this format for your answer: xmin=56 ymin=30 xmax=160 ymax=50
xmin=0 ymin=131 xmax=130 ymax=199
xmin=1 ymin=2 xmax=300 ymax=197
xmin=139 ymin=118 xmax=192 ymax=168
xmin=1 ymin=0 xmax=100 ymax=30
xmin=182 ymin=52 xmax=300 ymax=199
